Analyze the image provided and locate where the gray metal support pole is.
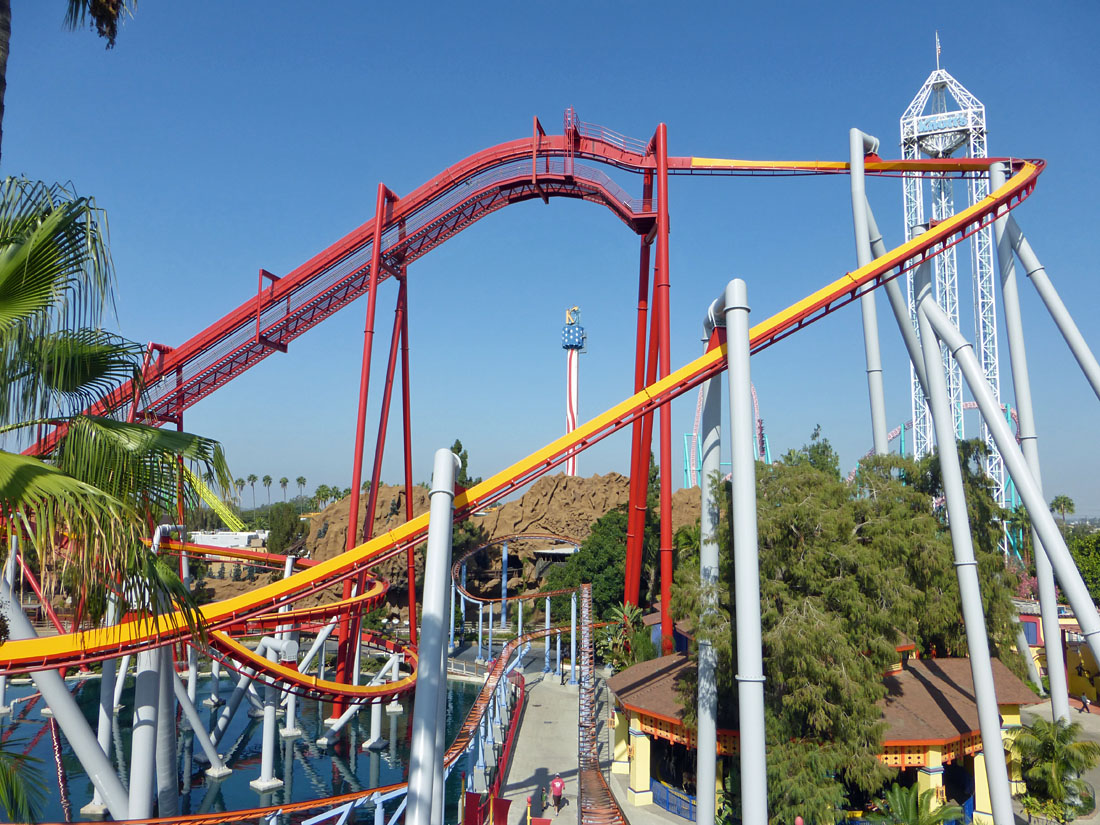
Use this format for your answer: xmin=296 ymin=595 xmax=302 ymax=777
xmin=544 ymin=596 xmax=551 ymax=673
xmin=915 ymin=275 xmax=1014 ymax=825
xmin=696 ymin=349 xmax=722 ymax=825
xmin=488 ymin=602 xmax=494 ymax=659
xmin=407 ymin=448 xmax=460 ymax=825
xmin=0 ymin=577 xmax=130 ymax=820
xmin=500 ymin=541 xmax=508 ymax=628
xmin=204 ymin=658 xmax=223 ymax=708
xmin=181 ymin=548 xmax=198 ymax=706
xmin=850 ymin=129 xmax=889 ymax=455
xmin=300 ymin=616 xmax=340 ymax=674
xmin=990 ymin=163 xmax=1065 ymax=718
xmin=250 ymin=674 xmax=284 ymax=791
xmin=1004 ymin=215 xmax=1100 ymax=402
xmin=87 ymin=597 xmax=119 ymax=813
xmin=723 ymin=278 xmax=767 ymax=825
xmin=432 ymin=601 xmax=449 ymax=825
xmin=476 ymin=604 xmax=484 ymax=663
xmin=461 ymin=563 xmax=467 ymax=632
xmin=921 ymin=300 xmax=1100 ymax=672
xmin=212 ymin=663 xmax=256 ymax=747
xmin=517 ymin=596 xmax=523 ymax=639
xmin=556 ymin=630 xmax=562 ymax=676
xmin=569 ymin=592 xmax=577 ymax=685
xmin=449 ymin=580 xmax=456 ymax=654
xmin=129 ymin=648 xmax=161 ymax=819
xmin=864 ymin=202 xmax=930 ymax=399
xmin=171 ymin=671 xmax=230 ymax=776
xmin=156 ymin=647 xmax=180 ymax=817
xmin=113 ymin=654 xmax=131 ymax=710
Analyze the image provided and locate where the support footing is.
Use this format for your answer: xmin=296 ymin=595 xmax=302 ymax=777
xmin=201 ymin=697 xmax=225 ymax=708
xmin=205 ymin=766 xmax=232 ymax=779
xmin=79 ymin=802 xmax=108 ymax=818
xmin=249 ymin=777 xmax=284 ymax=792
xmin=280 ymin=727 xmax=302 ymax=739
xmin=40 ymin=706 xmax=54 ymax=718
xmin=362 ymin=738 xmax=388 ymax=751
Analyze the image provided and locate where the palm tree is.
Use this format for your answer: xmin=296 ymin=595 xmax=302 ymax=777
xmin=296 ymin=475 xmax=307 ymax=512
xmin=262 ymin=474 xmax=272 ymax=506
xmin=1008 ymin=504 xmax=1033 ymax=565
xmin=247 ymin=473 xmax=258 ymax=511
xmin=234 ymin=477 xmax=245 ymax=505
xmin=1008 ymin=716 xmax=1100 ymax=822
xmin=865 ymin=783 xmax=962 ymax=825
xmin=1051 ymin=495 xmax=1076 ymax=538
xmin=279 ymin=477 xmax=288 ymax=502
xmin=315 ymin=484 xmax=330 ymax=509
xmin=0 ymin=178 xmax=230 ymax=821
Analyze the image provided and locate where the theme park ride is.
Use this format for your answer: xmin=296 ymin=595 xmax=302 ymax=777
xmin=0 ymin=102 xmax=1097 ymax=825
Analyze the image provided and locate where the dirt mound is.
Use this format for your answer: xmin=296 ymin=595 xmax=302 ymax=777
xmin=266 ymin=474 xmax=703 ymax=619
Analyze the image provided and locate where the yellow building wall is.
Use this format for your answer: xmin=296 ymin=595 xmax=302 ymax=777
xmin=612 ymin=709 xmax=630 ymax=775
xmin=627 ymin=713 xmax=653 ymax=806
xmin=1067 ymin=642 xmax=1099 ymax=704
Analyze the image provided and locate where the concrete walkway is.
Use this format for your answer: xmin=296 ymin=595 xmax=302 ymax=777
xmin=498 ymin=660 xmax=684 ymax=825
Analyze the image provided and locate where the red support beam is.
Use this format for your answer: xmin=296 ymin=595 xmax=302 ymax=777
xmin=654 ymin=123 xmax=675 ymax=655
xmin=623 ymin=170 xmax=653 ymax=608
xmin=335 ymin=182 xmax=395 ymax=710
xmin=399 ymin=268 xmax=418 ymax=647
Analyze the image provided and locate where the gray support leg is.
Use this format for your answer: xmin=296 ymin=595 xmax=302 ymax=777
xmin=431 ymin=602 xmax=449 ymax=825
xmin=915 ymin=269 xmax=1014 ymax=825
xmin=449 ymin=581 xmax=456 ymax=654
xmin=212 ymin=664 xmax=256 ymax=747
xmin=921 ymin=300 xmax=1100 ymax=675
xmin=171 ymin=671 xmax=230 ymax=777
xmin=476 ymin=604 xmax=484 ymax=663
xmin=990 ymin=163 xmax=1066 ymax=719
xmin=407 ymin=449 xmax=459 ymax=825
xmin=0 ymin=579 xmax=130 ymax=820
xmin=129 ymin=649 xmax=161 ymax=819
xmin=156 ymin=648 xmax=180 ymax=817
xmin=1005 ymin=215 xmax=1100 ymax=402
xmin=544 ymin=596 xmax=551 ymax=673
xmin=696 ymin=361 xmax=722 ymax=825
xmin=204 ymin=658 xmax=223 ymax=708
xmin=850 ymin=129 xmax=889 ymax=455
xmin=500 ymin=541 xmax=508 ymax=628
xmin=113 ymin=654 xmax=131 ymax=710
xmin=250 ymin=676 xmax=284 ymax=791
xmin=723 ymin=278 xmax=768 ymax=825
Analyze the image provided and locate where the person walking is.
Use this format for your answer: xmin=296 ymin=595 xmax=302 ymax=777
xmin=550 ymin=774 xmax=565 ymax=815
xmin=1082 ymin=693 xmax=1093 ymax=714
xmin=540 ymin=786 xmax=550 ymax=817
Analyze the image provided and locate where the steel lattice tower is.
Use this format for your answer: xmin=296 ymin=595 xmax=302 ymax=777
xmin=901 ymin=61 xmax=1006 ymax=510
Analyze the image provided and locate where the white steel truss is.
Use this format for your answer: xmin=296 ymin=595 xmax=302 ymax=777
xmin=901 ymin=67 xmax=1006 ymax=510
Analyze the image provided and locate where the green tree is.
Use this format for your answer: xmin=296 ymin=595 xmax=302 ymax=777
xmin=279 ymin=476 xmax=288 ymax=501
xmin=1009 ymin=716 xmax=1100 ymax=823
xmin=233 ymin=477 xmax=245 ymax=504
xmin=296 ymin=475 xmax=306 ymax=502
xmin=267 ymin=502 xmax=305 ymax=556
xmin=671 ymin=430 xmax=1022 ymax=824
xmin=1069 ymin=533 xmax=1100 ymax=603
xmin=247 ymin=473 xmax=258 ymax=510
xmin=1051 ymin=495 xmax=1076 ymax=538
xmin=865 ymin=783 xmax=963 ymax=825
xmin=451 ymin=439 xmax=481 ymax=488
xmin=262 ymin=474 xmax=272 ymax=505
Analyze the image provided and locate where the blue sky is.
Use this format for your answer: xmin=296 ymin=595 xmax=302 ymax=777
xmin=4 ymin=2 xmax=1099 ymax=513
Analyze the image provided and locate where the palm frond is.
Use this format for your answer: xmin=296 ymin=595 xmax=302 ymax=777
xmin=53 ymin=416 xmax=232 ymax=519
xmin=0 ymin=746 xmax=42 ymax=823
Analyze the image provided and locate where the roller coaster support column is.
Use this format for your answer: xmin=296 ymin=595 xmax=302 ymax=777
xmin=624 ymin=169 xmax=653 ymax=608
xmin=990 ymin=163 xmax=1067 ymax=720
xmin=864 ymin=204 xmax=930 ymax=400
xmin=570 ymin=592 xmax=578 ymax=685
xmin=655 ymin=123 xmax=675 ymax=654
xmin=0 ymin=543 xmax=12 ymax=716
xmin=476 ymin=604 xmax=484 ymax=663
xmin=544 ymin=596 xmax=551 ymax=673
xmin=556 ymin=630 xmax=562 ymax=676
xmin=130 ymin=649 xmax=160 ymax=818
xmin=850 ymin=129 xmax=888 ymax=455
xmin=460 ymin=563 xmax=467 ymax=632
xmin=399 ymin=268 xmax=418 ymax=648
xmin=696 ymin=299 xmax=723 ymax=825
xmin=204 ymin=659 xmax=223 ymax=708
xmin=0 ymin=574 xmax=130 ymax=820
xmin=113 ymin=654 xmax=130 ymax=709
xmin=171 ymin=672 xmax=230 ymax=777
xmin=914 ymin=254 xmax=1013 ymax=825
xmin=1004 ymin=216 xmax=1100 ymax=401
xmin=922 ymin=300 xmax=1100 ymax=690
xmin=501 ymin=541 xmax=508 ymax=628
xmin=449 ymin=580 xmax=457 ymax=653
xmin=408 ymin=448 xmax=460 ymax=825
xmin=488 ymin=602 xmax=495 ymax=659
xmin=724 ymin=278 xmax=768 ymax=825
xmin=338 ymin=182 xmax=397 ymax=714
xmin=156 ymin=643 xmax=179 ymax=816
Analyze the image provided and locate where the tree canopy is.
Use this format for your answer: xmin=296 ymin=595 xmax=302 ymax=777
xmin=671 ymin=433 xmax=1022 ymax=824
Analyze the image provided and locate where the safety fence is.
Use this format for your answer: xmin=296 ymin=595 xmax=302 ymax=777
xmin=650 ymin=779 xmax=697 ymax=821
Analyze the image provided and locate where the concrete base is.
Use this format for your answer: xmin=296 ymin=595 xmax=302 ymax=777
xmin=201 ymin=697 xmax=225 ymax=708
xmin=280 ymin=726 xmax=302 ymax=739
xmin=79 ymin=801 xmax=108 ymax=818
xmin=40 ymin=706 xmax=54 ymax=718
xmin=385 ymin=701 xmax=403 ymax=714
xmin=627 ymin=787 xmax=653 ymax=806
xmin=249 ymin=777 xmax=284 ymax=792
xmin=205 ymin=766 xmax=232 ymax=780
xmin=362 ymin=738 xmax=387 ymax=751
xmin=0 ymin=705 xmax=11 ymax=716
xmin=247 ymin=707 xmax=265 ymax=719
